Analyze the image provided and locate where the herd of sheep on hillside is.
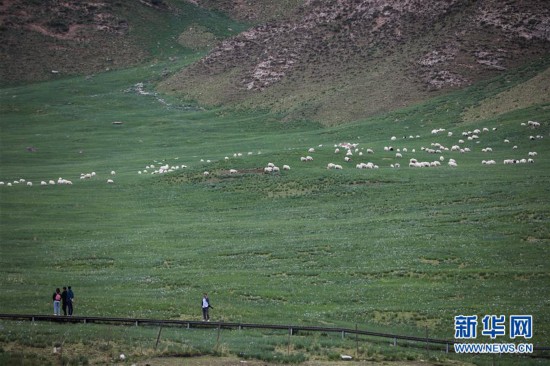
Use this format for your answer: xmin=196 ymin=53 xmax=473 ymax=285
xmin=0 ymin=120 xmax=545 ymax=187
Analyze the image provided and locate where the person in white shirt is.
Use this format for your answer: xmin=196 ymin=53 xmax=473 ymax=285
xmin=202 ymin=293 xmax=213 ymax=321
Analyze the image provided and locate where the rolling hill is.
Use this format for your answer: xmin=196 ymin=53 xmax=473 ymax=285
xmin=2 ymin=0 xmax=549 ymax=125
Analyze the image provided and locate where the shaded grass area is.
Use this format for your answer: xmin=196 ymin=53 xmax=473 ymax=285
xmin=1 ymin=59 xmax=549 ymax=364
xmin=1 ymin=321 xmax=548 ymax=365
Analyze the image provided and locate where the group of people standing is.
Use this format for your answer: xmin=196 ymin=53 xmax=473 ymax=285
xmin=51 ymin=288 xmax=211 ymax=321
xmin=52 ymin=286 xmax=74 ymax=316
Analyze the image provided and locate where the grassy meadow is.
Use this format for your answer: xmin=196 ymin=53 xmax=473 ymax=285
xmin=1 ymin=55 xmax=549 ymax=364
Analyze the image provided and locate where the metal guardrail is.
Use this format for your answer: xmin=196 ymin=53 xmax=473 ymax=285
xmin=1 ymin=313 xmax=549 ymax=353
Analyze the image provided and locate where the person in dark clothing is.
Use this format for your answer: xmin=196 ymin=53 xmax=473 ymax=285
xmin=67 ymin=286 xmax=74 ymax=316
xmin=202 ymin=293 xmax=213 ymax=321
xmin=61 ymin=287 xmax=68 ymax=316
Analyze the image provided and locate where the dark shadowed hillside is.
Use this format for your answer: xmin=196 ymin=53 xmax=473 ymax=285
xmin=0 ymin=0 xmax=245 ymax=84
xmin=160 ymin=0 xmax=550 ymax=125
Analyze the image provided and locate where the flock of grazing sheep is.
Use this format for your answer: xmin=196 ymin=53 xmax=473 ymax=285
xmin=0 ymin=120 xmax=545 ymax=188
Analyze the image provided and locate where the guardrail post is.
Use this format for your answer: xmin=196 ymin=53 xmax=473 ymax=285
xmin=216 ymin=323 xmax=221 ymax=351
xmin=446 ymin=343 xmax=449 ymax=354
xmin=393 ymin=337 xmax=397 ymax=347
xmin=155 ymin=326 xmax=163 ymax=350
xmin=355 ymin=323 xmax=359 ymax=358
xmin=288 ymin=327 xmax=291 ymax=355
xmin=425 ymin=327 xmax=429 ymax=357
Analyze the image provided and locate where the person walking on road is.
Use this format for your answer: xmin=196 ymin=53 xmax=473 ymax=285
xmin=202 ymin=293 xmax=213 ymax=321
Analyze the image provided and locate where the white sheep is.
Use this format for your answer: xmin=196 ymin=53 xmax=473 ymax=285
xmin=366 ymin=148 xmax=374 ymax=154
xmin=356 ymin=162 xmax=374 ymax=169
xmin=395 ymin=153 xmax=402 ymax=158
xmin=26 ymin=181 xmax=32 ymax=187
xmin=528 ymin=152 xmax=537 ymax=157
xmin=41 ymin=181 xmax=47 ymax=186
xmin=283 ymin=165 xmax=290 ymax=170
xmin=344 ymin=156 xmax=351 ymax=162
xmin=334 ymin=148 xmax=340 ymax=154
xmin=527 ymin=120 xmax=541 ymax=128
xmin=308 ymin=147 xmax=315 ymax=153
xmin=111 ymin=170 xmax=116 ymax=175
xmin=203 ymin=171 xmax=210 ymax=176
xmin=306 ymin=156 xmax=313 ymax=161
xmin=229 ymin=169 xmax=238 ymax=174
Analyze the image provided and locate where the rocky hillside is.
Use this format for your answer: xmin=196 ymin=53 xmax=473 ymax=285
xmin=161 ymin=0 xmax=550 ymax=125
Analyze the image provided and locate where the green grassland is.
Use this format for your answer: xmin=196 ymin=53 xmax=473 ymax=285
xmin=1 ymin=56 xmax=549 ymax=364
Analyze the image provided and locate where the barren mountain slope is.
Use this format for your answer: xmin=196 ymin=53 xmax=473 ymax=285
xmin=0 ymin=0 xmax=154 ymax=83
xmin=0 ymin=0 xmax=242 ymax=84
xmin=162 ymin=0 xmax=550 ymax=125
